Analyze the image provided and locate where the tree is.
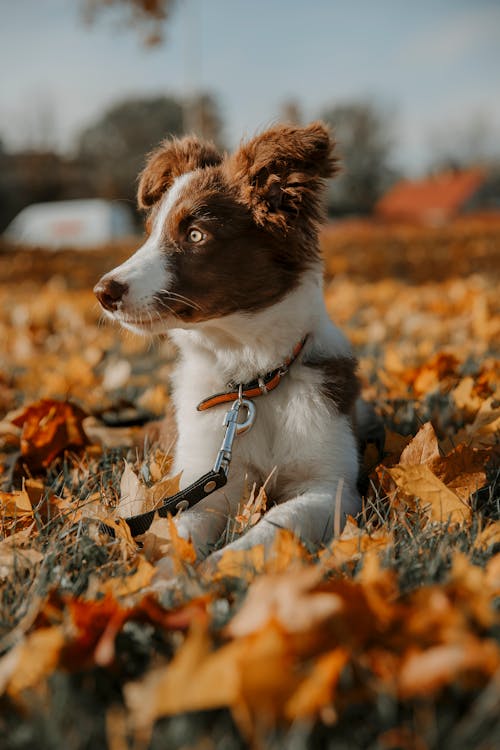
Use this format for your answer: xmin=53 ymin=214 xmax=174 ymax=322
xmin=183 ymin=93 xmax=225 ymax=148
xmin=77 ymin=94 xmax=224 ymax=206
xmin=321 ymin=101 xmax=397 ymax=215
xmin=82 ymin=0 xmax=176 ymax=45
xmin=77 ymin=96 xmax=184 ymax=203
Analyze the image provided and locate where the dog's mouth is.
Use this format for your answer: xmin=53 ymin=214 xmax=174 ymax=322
xmin=104 ymin=308 xmax=168 ymax=334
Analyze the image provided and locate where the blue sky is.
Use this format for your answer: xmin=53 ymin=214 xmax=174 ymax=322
xmin=1 ymin=0 xmax=499 ymax=173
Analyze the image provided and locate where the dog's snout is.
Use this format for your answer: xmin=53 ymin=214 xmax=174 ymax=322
xmin=94 ymin=278 xmax=128 ymax=312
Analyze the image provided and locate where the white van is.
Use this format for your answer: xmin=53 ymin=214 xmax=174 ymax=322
xmin=4 ymin=199 xmax=136 ymax=249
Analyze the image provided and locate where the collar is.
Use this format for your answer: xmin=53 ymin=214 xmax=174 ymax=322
xmin=197 ymin=336 xmax=308 ymax=411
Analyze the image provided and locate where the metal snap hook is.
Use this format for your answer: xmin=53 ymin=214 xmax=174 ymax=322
xmin=234 ymin=397 xmax=256 ymax=435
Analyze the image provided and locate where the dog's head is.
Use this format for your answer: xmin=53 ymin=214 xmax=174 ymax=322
xmin=94 ymin=122 xmax=336 ymax=334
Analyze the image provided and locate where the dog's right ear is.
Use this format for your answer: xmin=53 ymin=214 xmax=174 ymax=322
xmin=137 ymin=136 xmax=222 ymax=209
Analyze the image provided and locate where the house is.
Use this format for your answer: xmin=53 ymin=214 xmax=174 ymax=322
xmin=375 ymin=168 xmax=500 ymax=224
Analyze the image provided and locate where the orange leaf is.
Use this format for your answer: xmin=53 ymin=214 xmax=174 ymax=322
xmin=226 ymin=567 xmax=342 ymax=639
xmin=0 ymin=489 xmax=33 ymax=517
xmin=429 ymin=444 xmax=491 ymax=503
xmin=124 ymin=622 xmax=239 ymax=737
xmin=398 ymin=638 xmax=500 ymax=698
xmin=285 ymin=648 xmax=349 ymax=720
xmin=387 ymin=464 xmax=470 ymax=522
xmin=100 ymin=557 xmax=156 ymax=598
xmin=5 ymin=626 xmax=65 ymax=697
xmin=399 ymin=422 xmax=440 ymax=465
xmin=167 ymin=516 xmax=197 ymax=566
xmin=213 ymin=545 xmax=265 ymax=581
xmin=11 ymin=399 xmax=88 ymax=469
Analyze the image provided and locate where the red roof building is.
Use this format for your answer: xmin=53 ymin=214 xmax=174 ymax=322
xmin=375 ymin=168 xmax=491 ymax=224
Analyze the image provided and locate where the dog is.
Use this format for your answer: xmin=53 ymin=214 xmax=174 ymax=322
xmin=94 ymin=122 xmax=364 ymax=567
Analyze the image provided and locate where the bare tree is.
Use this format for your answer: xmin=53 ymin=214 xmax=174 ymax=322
xmin=321 ymin=101 xmax=397 ymax=215
xmin=77 ymin=94 xmax=224 ymax=204
xmin=82 ymin=0 xmax=176 ymax=44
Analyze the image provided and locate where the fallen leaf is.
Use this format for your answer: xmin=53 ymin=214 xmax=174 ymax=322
xmin=117 ymin=461 xmax=148 ymax=518
xmin=0 ymin=489 xmax=33 ymax=516
xmin=213 ymin=545 xmax=265 ymax=581
xmin=226 ymin=567 xmax=342 ymax=638
xmin=398 ymin=638 xmax=500 ymax=698
xmin=285 ymin=648 xmax=349 ymax=720
xmin=125 ymin=622 xmax=239 ymax=739
xmin=399 ymin=422 xmax=440 ymax=465
xmin=167 ymin=516 xmax=197 ymax=567
xmin=6 ymin=626 xmax=65 ymax=697
xmin=11 ymin=399 xmax=88 ymax=469
xmin=474 ymin=521 xmax=500 ymax=551
xmin=0 ymin=543 xmax=42 ymax=580
xmin=100 ymin=558 xmax=156 ymax=598
xmin=453 ymin=377 xmax=484 ymax=414
xmin=387 ymin=464 xmax=470 ymax=522
xmin=429 ymin=444 xmax=491 ymax=502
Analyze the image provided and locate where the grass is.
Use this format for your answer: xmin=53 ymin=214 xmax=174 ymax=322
xmin=0 ymin=219 xmax=499 ymax=749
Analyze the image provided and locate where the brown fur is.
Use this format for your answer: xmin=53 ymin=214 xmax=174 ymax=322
xmin=226 ymin=121 xmax=337 ymax=236
xmin=137 ymin=136 xmax=222 ymax=210
xmin=137 ymin=123 xmax=337 ymax=322
xmin=304 ymin=355 xmax=360 ymax=415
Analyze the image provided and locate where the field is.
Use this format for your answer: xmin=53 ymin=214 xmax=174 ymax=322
xmin=0 ymin=218 xmax=499 ymax=750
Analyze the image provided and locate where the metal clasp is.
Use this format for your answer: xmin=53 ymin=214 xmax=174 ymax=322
xmin=213 ymin=396 xmax=256 ymax=476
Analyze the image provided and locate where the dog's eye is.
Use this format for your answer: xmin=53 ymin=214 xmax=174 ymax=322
xmin=187 ymin=228 xmax=205 ymax=244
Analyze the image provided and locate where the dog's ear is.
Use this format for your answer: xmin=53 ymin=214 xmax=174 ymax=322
xmin=227 ymin=122 xmax=337 ymax=231
xmin=137 ymin=136 xmax=222 ymax=209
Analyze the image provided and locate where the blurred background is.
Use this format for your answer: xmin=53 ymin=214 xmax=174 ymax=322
xmin=1 ymin=0 xmax=500 ymax=243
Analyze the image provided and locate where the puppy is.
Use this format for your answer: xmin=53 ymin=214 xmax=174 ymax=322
xmin=94 ymin=123 xmax=362 ymax=564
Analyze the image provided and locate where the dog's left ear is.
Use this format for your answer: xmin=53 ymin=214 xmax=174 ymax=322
xmin=227 ymin=122 xmax=337 ymax=231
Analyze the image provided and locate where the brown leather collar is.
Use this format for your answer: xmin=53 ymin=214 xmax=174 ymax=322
xmin=197 ymin=336 xmax=308 ymax=411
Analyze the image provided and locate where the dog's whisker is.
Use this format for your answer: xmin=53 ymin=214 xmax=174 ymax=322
xmin=156 ymin=289 xmax=203 ymax=311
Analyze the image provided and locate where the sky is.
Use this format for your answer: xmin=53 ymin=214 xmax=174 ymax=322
xmin=1 ymin=0 xmax=499 ymax=174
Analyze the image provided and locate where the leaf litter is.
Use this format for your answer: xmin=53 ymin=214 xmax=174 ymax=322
xmin=0 ymin=223 xmax=499 ymax=749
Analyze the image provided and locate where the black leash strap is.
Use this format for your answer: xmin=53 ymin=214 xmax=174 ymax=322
xmin=125 ymin=467 xmax=227 ymax=536
xmin=102 ymin=397 xmax=256 ymax=540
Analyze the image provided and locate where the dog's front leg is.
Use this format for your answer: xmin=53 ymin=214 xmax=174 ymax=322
xmin=200 ymin=479 xmax=361 ymax=573
xmin=153 ymin=476 xmax=246 ymax=582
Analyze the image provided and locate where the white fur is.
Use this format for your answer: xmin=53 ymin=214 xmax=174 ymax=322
xmin=168 ymin=267 xmax=360 ymax=559
xmin=99 ymin=185 xmax=361 ymax=563
xmin=101 ymin=172 xmax=195 ymax=333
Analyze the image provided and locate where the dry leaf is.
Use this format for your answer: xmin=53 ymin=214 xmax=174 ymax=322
xmin=474 ymin=521 xmax=500 ymax=551
xmin=226 ymin=567 xmax=342 ymax=639
xmin=117 ymin=461 xmax=148 ymax=518
xmin=429 ymin=444 xmax=490 ymax=502
xmin=285 ymin=648 xmax=349 ymax=720
xmin=398 ymin=638 xmax=500 ymax=698
xmin=11 ymin=399 xmax=88 ymax=469
xmin=0 ymin=544 xmax=42 ymax=580
xmin=125 ymin=622 xmax=239 ymax=737
xmin=387 ymin=464 xmax=470 ymax=522
xmin=6 ymin=626 xmax=65 ymax=697
xmin=100 ymin=557 xmax=156 ymax=598
xmin=399 ymin=422 xmax=440 ymax=465
xmin=320 ymin=519 xmax=392 ymax=569
xmin=0 ymin=489 xmax=33 ymax=516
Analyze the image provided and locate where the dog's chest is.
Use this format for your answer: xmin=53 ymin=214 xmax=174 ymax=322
xmin=170 ymin=351 xmax=352 ymax=495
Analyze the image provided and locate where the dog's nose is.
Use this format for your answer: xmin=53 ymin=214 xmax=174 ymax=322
xmin=94 ymin=278 xmax=128 ymax=312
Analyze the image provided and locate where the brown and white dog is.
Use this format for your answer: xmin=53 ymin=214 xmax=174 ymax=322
xmin=94 ymin=122 xmax=362 ymax=566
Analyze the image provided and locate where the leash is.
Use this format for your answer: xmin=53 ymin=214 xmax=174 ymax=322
xmin=104 ymin=337 xmax=307 ymax=539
